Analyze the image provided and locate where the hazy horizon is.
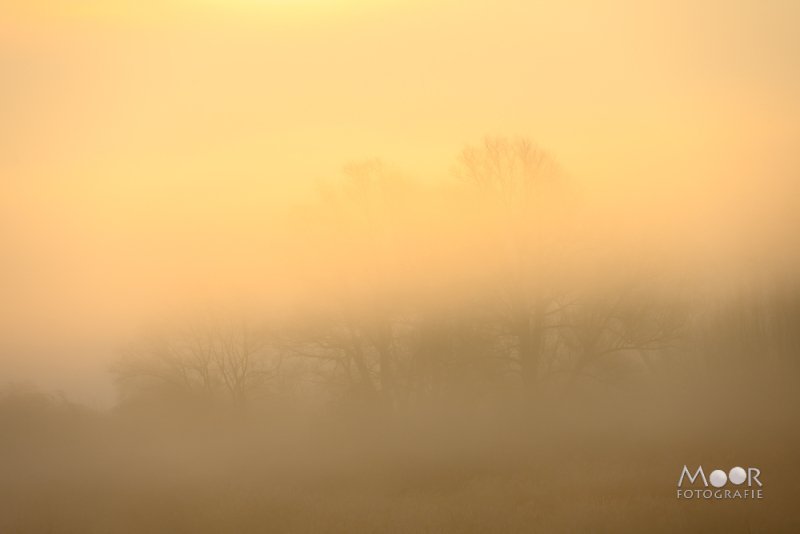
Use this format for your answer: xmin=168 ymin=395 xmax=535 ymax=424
xmin=3 ymin=1 xmax=799 ymax=404
xmin=2 ymin=3 xmax=800 ymax=533
xmin=0 ymin=1 xmax=800 ymax=392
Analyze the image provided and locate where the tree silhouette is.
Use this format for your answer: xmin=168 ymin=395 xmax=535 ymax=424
xmin=112 ymin=317 xmax=280 ymax=407
xmin=453 ymin=135 xmax=567 ymax=395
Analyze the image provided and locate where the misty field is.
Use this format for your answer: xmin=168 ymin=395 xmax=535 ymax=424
xmin=2 ymin=132 xmax=800 ymax=534
xmin=2 ymin=125 xmax=799 ymax=534
xmin=4 ymin=1 xmax=800 ymax=532
xmin=2 ymin=372 xmax=799 ymax=534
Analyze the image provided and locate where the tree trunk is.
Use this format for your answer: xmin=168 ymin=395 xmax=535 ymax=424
xmin=374 ymin=323 xmax=395 ymax=406
xmin=517 ymin=299 xmax=546 ymax=396
xmin=343 ymin=318 xmax=378 ymax=398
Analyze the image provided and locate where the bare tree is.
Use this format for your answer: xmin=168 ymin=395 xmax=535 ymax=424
xmin=112 ymin=317 xmax=281 ymax=407
xmin=556 ymin=279 xmax=688 ymax=394
xmin=293 ymin=159 xmax=416 ymax=407
xmin=453 ymin=135 xmax=568 ymax=395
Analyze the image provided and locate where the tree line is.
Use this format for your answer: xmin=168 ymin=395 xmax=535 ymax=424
xmin=112 ymin=136 xmax=800 ymax=410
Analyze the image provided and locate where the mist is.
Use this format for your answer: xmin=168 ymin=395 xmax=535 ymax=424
xmin=2 ymin=1 xmax=800 ymax=532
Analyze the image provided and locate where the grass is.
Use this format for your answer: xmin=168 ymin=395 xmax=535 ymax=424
xmin=1 ymin=382 xmax=798 ymax=533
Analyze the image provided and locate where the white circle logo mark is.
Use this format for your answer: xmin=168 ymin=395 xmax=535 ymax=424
xmin=677 ymin=465 xmax=763 ymax=499
xmin=729 ymin=467 xmax=746 ymax=485
xmin=709 ymin=470 xmax=727 ymax=488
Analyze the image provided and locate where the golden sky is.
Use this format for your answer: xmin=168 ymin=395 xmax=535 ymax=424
xmin=1 ymin=0 xmax=799 ymax=401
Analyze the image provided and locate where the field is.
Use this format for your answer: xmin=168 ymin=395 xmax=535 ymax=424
xmin=2 ymin=377 xmax=798 ymax=534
